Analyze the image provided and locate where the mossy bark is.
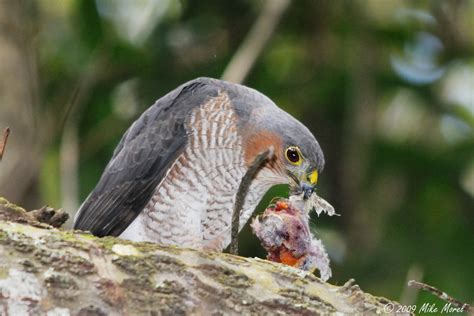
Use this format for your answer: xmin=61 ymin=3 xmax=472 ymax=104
xmin=0 ymin=198 xmax=404 ymax=315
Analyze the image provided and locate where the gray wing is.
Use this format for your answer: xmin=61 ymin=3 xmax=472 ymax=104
xmin=73 ymin=79 xmax=218 ymax=237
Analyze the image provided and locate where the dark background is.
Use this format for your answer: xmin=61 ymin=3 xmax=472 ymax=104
xmin=0 ymin=0 xmax=472 ymax=307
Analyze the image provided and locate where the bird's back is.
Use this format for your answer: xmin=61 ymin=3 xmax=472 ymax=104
xmin=74 ymin=78 xmax=281 ymax=250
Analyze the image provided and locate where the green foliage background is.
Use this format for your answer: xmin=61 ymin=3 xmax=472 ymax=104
xmin=3 ymin=0 xmax=474 ymax=307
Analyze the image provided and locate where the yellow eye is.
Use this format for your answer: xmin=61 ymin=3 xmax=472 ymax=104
xmin=285 ymin=146 xmax=302 ymax=165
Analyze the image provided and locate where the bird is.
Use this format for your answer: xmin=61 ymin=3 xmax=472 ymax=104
xmin=73 ymin=77 xmax=325 ymax=251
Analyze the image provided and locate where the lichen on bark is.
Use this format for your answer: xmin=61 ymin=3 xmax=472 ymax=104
xmin=0 ymin=198 xmax=405 ymax=315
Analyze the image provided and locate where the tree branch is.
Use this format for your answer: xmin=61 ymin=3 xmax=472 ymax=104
xmin=0 ymin=127 xmax=10 ymax=162
xmin=408 ymin=280 xmax=472 ymax=312
xmin=221 ymin=0 xmax=290 ymax=84
xmin=229 ymin=148 xmax=274 ymax=255
xmin=0 ymin=197 xmax=403 ymax=315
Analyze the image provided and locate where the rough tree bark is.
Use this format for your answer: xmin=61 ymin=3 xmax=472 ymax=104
xmin=0 ymin=197 xmax=404 ymax=315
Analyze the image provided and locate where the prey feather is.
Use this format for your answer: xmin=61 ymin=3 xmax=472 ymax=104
xmin=289 ymin=191 xmax=339 ymax=217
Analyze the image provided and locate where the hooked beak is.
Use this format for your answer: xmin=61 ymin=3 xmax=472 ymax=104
xmin=302 ymin=169 xmax=318 ymax=199
xmin=288 ymin=170 xmax=318 ymax=200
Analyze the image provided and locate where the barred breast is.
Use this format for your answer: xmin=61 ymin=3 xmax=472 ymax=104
xmin=120 ymin=92 xmax=277 ymax=250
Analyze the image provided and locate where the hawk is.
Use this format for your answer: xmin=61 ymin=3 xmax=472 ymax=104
xmin=74 ymin=77 xmax=325 ymax=251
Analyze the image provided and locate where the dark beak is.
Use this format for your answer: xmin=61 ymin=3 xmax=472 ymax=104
xmin=300 ymin=182 xmax=314 ymax=200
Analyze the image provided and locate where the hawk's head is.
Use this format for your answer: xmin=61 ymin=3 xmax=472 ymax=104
xmin=233 ymin=86 xmax=324 ymax=200
xmin=271 ymin=112 xmax=325 ymax=200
